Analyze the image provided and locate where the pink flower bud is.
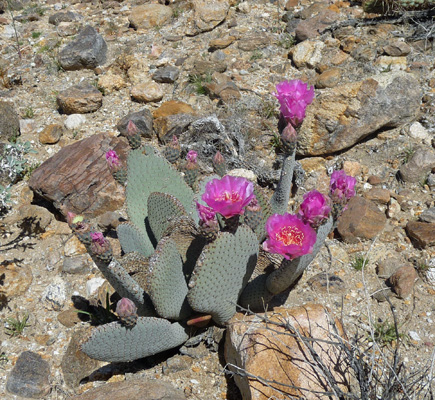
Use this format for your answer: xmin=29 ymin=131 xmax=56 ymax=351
xmin=90 ymin=232 xmax=111 ymax=254
xmin=246 ymin=196 xmax=261 ymax=213
xmin=126 ymin=120 xmax=138 ymax=136
xmin=213 ymin=151 xmax=225 ymax=166
xmin=298 ymin=190 xmax=331 ymax=228
xmin=186 ymin=150 xmax=198 ymax=164
xmin=281 ymin=123 xmax=298 ymax=145
xmin=329 ymin=170 xmax=357 ymax=204
xmin=116 ymin=297 xmax=138 ymax=318
xmin=106 ymin=150 xmax=120 ymax=169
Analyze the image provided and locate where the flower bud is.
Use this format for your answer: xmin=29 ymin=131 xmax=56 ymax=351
xmin=116 ymin=297 xmax=138 ymax=318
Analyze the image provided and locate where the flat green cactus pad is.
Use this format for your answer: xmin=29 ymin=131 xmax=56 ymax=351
xmin=148 ymin=192 xmax=186 ymax=242
xmin=126 ymin=148 xmax=195 ymax=248
xmin=81 ymin=317 xmax=189 ymax=362
xmin=187 ymin=225 xmax=258 ymax=325
xmin=117 ymin=222 xmax=154 ymax=257
xmin=148 ymin=237 xmax=191 ymax=320
xmin=238 ymin=274 xmax=275 ymax=311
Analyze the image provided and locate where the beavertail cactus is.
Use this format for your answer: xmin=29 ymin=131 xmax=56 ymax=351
xmin=68 ymin=80 xmax=357 ymax=363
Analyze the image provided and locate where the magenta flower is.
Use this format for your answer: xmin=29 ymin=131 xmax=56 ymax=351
xmin=273 ymin=80 xmax=315 ymax=127
xmin=196 ymin=201 xmax=216 ymax=222
xmin=91 ymin=232 xmax=106 ymax=246
xmin=106 ymin=150 xmax=120 ymax=168
xmin=90 ymin=231 xmax=110 ymax=255
xmin=186 ymin=150 xmax=197 ymax=164
xmin=298 ymin=190 xmax=331 ymax=228
xmin=329 ymin=170 xmax=357 ymax=204
xmin=201 ymin=175 xmax=255 ymax=218
xmin=263 ymin=213 xmax=317 ymax=260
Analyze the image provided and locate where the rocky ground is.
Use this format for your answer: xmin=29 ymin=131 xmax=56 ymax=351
xmin=0 ymin=0 xmax=435 ymax=398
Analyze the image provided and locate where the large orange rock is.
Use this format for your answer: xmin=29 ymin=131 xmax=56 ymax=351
xmin=225 ymin=304 xmax=350 ymax=400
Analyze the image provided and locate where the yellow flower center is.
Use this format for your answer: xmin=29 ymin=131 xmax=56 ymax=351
xmin=217 ymin=190 xmax=242 ymax=203
xmin=276 ymin=226 xmax=304 ymax=246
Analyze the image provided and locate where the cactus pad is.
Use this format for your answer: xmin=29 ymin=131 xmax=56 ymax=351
xmin=238 ymin=274 xmax=275 ymax=311
xmin=148 ymin=237 xmax=191 ymax=320
xmin=81 ymin=317 xmax=189 ymax=362
xmin=117 ymin=222 xmax=154 ymax=257
xmin=96 ymin=258 xmax=156 ymax=317
xmin=147 ymin=192 xmax=187 ymax=242
xmin=126 ymin=148 xmax=195 ymax=241
xmin=187 ymin=225 xmax=258 ymax=325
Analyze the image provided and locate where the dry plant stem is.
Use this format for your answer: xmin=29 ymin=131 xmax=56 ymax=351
xmin=270 ymin=147 xmax=296 ymax=215
xmin=7 ymin=0 xmax=22 ymax=60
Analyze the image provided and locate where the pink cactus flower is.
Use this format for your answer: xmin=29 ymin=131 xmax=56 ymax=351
xmin=106 ymin=150 xmax=120 ymax=169
xmin=329 ymin=170 xmax=357 ymax=204
xmin=273 ymin=80 xmax=315 ymax=127
xmin=116 ymin=297 xmax=138 ymax=318
xmin=298 ymin=190 xmax=331 ymax=228
xmin=263 ymin=213 xmax=317 ymax=260
xmin=186 ymin=150 xmax=198 ymax=164
xmin=126 ymin=120 xmax=138 ymax=136
xmin=202 ymin=175 xmax=255 ymax=218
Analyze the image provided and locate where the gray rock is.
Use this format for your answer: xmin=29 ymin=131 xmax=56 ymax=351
xmin=298 ymin=72 xmax=422 ymax=156
xmin=116 ymin=109 xmax=154 ymax=139
xmin=58 ymin=25 xmax=107 ymax=71
xmin=152 ymin=66 xmax=180 ymax=83
xmin=69 ymin=378 xmax=186 ymax=400
xmin=420 ymin=207 xmax=435 ymax=223
xmin=399 ymin=147 xmax=435 ymax=183
xmin=61 ymin=327 xmax=100 ymax=388
xmin=6 ymin=351 xmax=51 ymax=398
xmin=427 ymin=173 xmax=435 ymax=189
xmin=48 ymin=11 xmax=82 ymax=26
xmin=306 ymin=273 xmax=345 ymax=293
xmin=62 ymin=255 xmax=91 ymax=274
xmin=0 ymin=101 xmax=20 ymax=142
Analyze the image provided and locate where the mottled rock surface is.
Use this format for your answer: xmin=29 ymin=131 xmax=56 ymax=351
xmin=57 ymin=83 xmax=103 ymax=114
xmin=225 ymin=304 xmax=350 ymax=400
xmin=6 ymin=351 xmax=51 ymax=398
xmin=298 ymin=72 xmax=422 ymax=155
xmin=29 ymin=133 xmax=128 ymax=217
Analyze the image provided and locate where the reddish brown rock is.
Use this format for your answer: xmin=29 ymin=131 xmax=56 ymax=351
xmin=57 ymin=83 xmax=103 ymax=114
xmin=29 ymin=133 xmax=129 ymax=218
xmin=152 ymin=100 xmax=195 ymax=119
xmin=225 ymin=304 xmax=350 ymax=400
xmin=295 ymin=6 xmax=339 ymax=41
xmin=208 ymin=36 xmax=235 ymax=50
xmin=315 ymin=68 xmax=341 ymax=88
xmin=363 ymin=187 xmax=391 ymax=204
xmin=388 ymin=265 xmax=418 ymax=298
xmin=128 ymin=4 xmax=172 ymax=30
xmin=39 ymin=123 xmax=63 ymax=144
xmin=0 ymin=261 xmax=33 ymax=300
xmin=406 ymin=221 xmax=435 ymax=248
xmin=337 ymin=196 xmax=387 ymax=243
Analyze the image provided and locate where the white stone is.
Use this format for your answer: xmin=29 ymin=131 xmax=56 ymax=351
xmin=408 ymin=331 xmax=421 ymax=341
xmin=42 ymin=277 xmax=67 ymax=311
xmin=64 ymin=236 xmax=87 ymax=257
xmin=426 ymin=267 xmax=435 ymax=286
xmin=86 ymin=277 xmax=106 ymax=297
xmin=291 ymin=40 xmax=325 ymax=69
xmin=65 ymin=114 xmax=86 ymax=130
xmin=227 ymin=168 xmax=257 ymax=182
xmin=387 ymin=198 xmax=400 ymax=219
xmin=408 ymin=122 xmax=431 ymax=144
